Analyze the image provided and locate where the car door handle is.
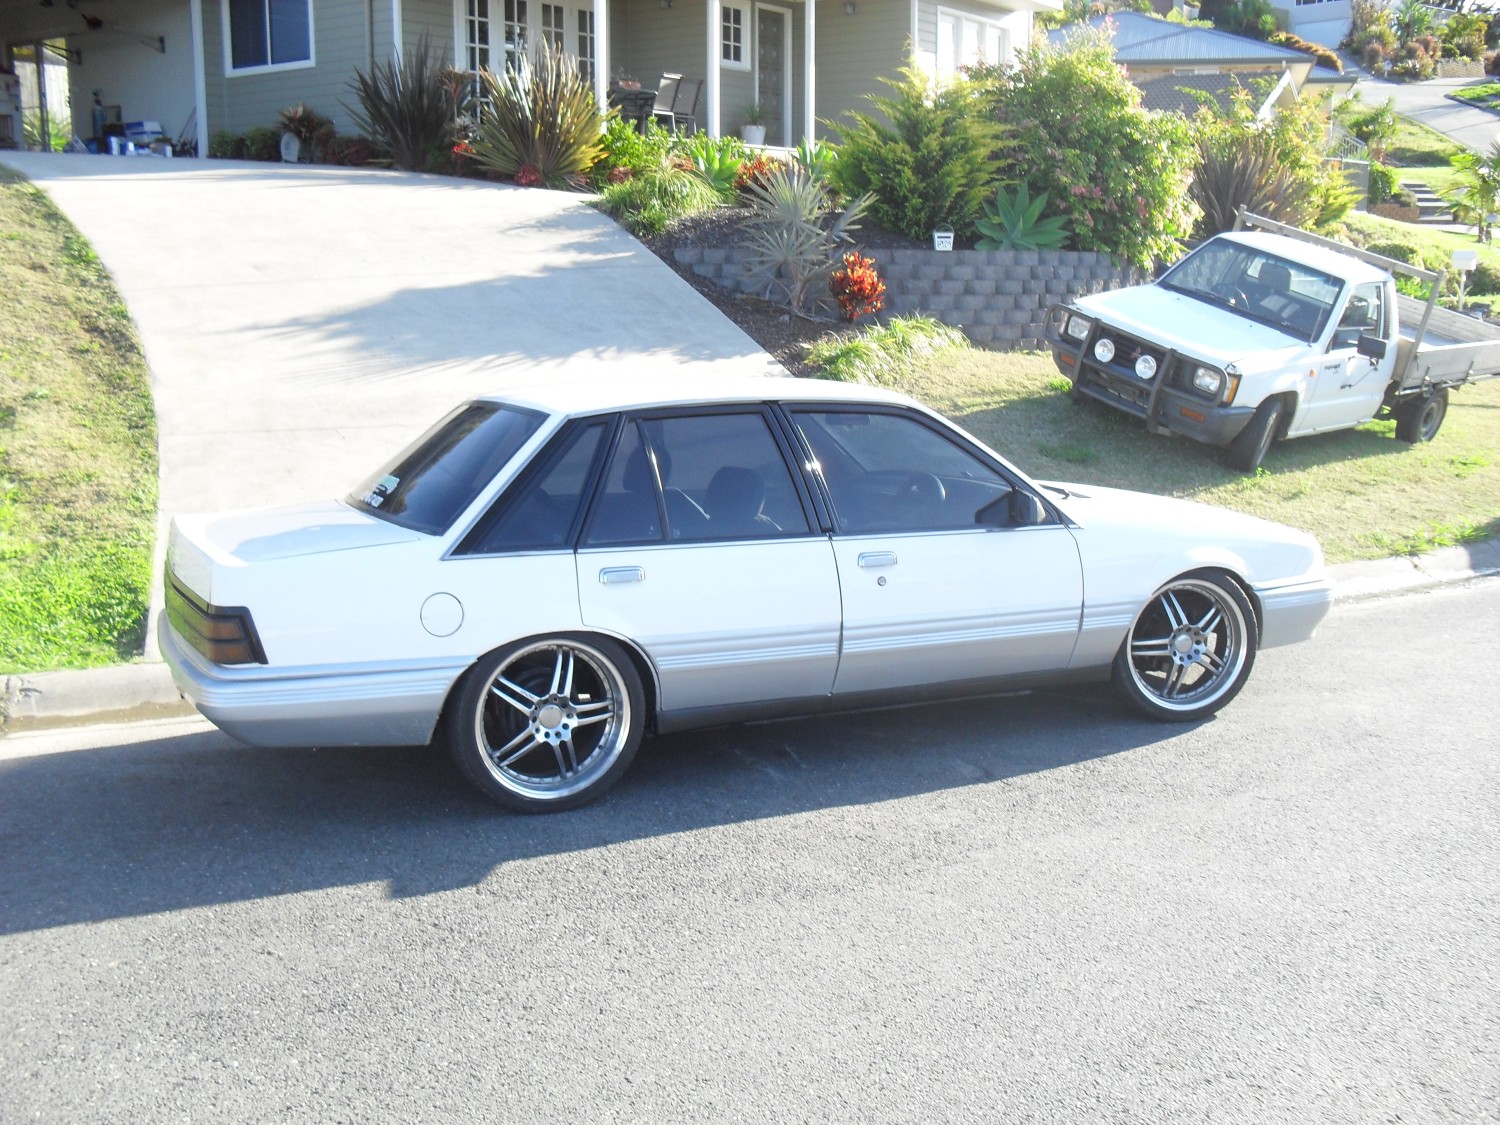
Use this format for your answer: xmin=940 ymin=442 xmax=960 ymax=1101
xmin=598 ymin=566 xmax=645 ymax=585
xmin=857 ymin=551 xmax=898 ymax=568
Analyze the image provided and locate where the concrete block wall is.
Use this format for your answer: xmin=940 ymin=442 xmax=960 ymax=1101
xmin=673 ymin=243 xmax=1145 ymax=350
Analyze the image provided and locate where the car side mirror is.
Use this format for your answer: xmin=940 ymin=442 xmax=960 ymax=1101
xmin=979 ymin=490 xmax=1047 ymax=528
xmin=1356 ymin=333 xmax=1387 ymax=363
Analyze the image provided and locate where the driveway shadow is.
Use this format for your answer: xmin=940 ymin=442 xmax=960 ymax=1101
xmin=0 ymin=686 xmax=1190 ymax=934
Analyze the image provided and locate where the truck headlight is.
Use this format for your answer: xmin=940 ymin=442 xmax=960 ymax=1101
xmin=1135 ymin=355 xmax=1158 ymax=380
xmin=1094 ymin=338 xmax=1116 ymax=363
xmin=1192 ymin=366 xmax=1223 ymax=395
xmin=1065 ymin=315 xmax=1092 ymax=341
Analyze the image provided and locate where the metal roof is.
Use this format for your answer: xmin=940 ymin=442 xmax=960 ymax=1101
xmin=1048 ymin=12 xmax=1313 ymax=65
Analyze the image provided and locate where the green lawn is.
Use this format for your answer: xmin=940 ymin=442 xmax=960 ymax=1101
xmin=888 ymin=348 xmax=1500 ymax=564
xmin=0 ymin=167 xmax=158 ymax=673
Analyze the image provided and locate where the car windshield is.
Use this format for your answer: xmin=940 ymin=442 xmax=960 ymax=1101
xmin=347 ymin=402 xmax=544 ymax=535
xmin=1159 ymin=239 xmax=1342 ymax=343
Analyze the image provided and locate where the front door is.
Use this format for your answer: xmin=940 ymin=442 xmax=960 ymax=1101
xmin=787 ymin=408 xmax=1084 ymax=696
xmin=755 ymin=4 xmax=791 ymax=147
xmin=1296 ymin=281 xmax=1397 ymax=435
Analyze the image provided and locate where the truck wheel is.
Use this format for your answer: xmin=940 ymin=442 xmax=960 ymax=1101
xmin=1225 ymin=398 xmax=1283 ymax=472
xmin=1395 ymin=388 xmax=1448 ymax=444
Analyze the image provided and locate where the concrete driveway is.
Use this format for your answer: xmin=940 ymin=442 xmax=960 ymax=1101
xmin=0 ymin=152 xmax=778 ymax=517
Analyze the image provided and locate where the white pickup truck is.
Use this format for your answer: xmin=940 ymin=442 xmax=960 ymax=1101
xmin=1045 ymin=212 xmax=1500 ymax=471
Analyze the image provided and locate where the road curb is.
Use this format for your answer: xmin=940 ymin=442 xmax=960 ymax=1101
xmin=4 ymin=542 xmax=1497 ymax=734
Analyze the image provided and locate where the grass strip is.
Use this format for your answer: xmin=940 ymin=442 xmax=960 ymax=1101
xmin=0 ymin=166 xmax=158 ymax=672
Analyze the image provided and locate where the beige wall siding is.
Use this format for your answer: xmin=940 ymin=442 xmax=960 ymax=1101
xmin=206 ymin=0 xmax=374 ymax=135
xmin=814 ymin=0 xmax=908 ymax=141
xmin=403 ymin=0 xmax=455 ymax=58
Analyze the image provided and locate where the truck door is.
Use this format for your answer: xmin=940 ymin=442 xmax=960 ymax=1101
xmin=1298 ymin=282 xmax=1397 ymax=434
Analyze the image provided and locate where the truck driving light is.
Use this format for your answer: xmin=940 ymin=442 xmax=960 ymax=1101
xmin=1094 ymin=338 xmax=1116 ymax=363
xmin=1066 ymin=315 xmax=1092 ymax=341
xmin=1192 ymin=366 xmax=1223 ymax=395
xmin=1135 ymin=355 xmax=1158 ymax=380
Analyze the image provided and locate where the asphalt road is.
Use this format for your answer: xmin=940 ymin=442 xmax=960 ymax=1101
xmin=2 ymin=580 xmax=1497 ymax=1123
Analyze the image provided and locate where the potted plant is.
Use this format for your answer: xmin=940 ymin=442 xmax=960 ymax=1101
xmin=741 ymin=103 xmax=766 ymax=146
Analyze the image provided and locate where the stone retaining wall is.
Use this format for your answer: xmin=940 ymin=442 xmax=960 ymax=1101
xmin=1436 ymin=59 xmax=1486 ymax=79
xmin=673 ymin=244 xmax=1146 ymax=350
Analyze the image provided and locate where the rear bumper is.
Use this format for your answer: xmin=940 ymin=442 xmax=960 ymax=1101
xmin=159 ymin=618 xmax=467 ymax=748
xmin=1253 ymin=575 xmax=1334 ymax=650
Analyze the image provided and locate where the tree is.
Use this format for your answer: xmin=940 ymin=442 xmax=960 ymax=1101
xmin=1443 ymin=141 xmax=1500 ymax=244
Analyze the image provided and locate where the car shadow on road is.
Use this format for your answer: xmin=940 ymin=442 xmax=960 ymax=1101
xmin=0 ymin=685 xmax=1197 ymax=934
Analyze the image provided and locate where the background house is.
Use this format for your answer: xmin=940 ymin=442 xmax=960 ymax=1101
xmin=0 ymin=0 xmax=1058 ymax=159
xmin=1048 ymin=11 xmax=1351 ymax=119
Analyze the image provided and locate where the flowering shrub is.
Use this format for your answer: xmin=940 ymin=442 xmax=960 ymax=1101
xmin=735 ymin=153 xmax=790 ymax=196
xmin=969 ymin=31 xmax=1195 ymax=267
xmin=829 ymin=252 xmax=887 ymax=321
xmin=514 ymin=164 xmax=543 ymax=187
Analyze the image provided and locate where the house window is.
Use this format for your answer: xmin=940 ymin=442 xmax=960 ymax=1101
xmin=541 ymin=3 xmax=565 ymax=52
xmin=722 ymin=4 xmax=749 ymax=70
xmin=225 ymin=0 xmax=312 ymax=73
xmin=577 ymin=9 xmax=596 ymax=83
xmin=935 ymin=9 xmax=1006 ymax=81
xmin=466 ymin=0 xmax=492 ymax=73
xmin=504 ymin=0 xmax=528 ymax=71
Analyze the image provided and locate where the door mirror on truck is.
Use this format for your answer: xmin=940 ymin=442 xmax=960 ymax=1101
xmin=1356 ymin=333 xmax=1387 ymax=362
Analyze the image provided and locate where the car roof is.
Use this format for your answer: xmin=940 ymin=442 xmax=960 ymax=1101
xmin=1212 ymin=230 xmax=1388 ymax=285
xmin=477 ymin=374 xmax=918 ymax=419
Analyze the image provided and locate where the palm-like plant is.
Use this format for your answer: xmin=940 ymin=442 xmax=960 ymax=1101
xmin=1190 ymin=130 xmax=1319 ymax=236
xmin=471 ymin=46 xmax=606 ymax=188
xmin=1443 ymin=141 xmax=1500 ymax=244
xmin=740 ymin=165 xmax=872 ymax=316
xmin=346 ymin=35 xmax=466 ymax=171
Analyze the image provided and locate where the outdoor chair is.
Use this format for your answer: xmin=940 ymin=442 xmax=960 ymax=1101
xmin=671 ymin=79 xmax=703 ymax=133
xmin=651 ymin=73 xmax=683 ymax=130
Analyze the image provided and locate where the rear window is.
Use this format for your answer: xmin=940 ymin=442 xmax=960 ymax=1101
xmin=348 ymin=402 xmax=544 ymax=535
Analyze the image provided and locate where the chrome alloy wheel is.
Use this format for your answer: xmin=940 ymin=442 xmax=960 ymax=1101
xmin=472 ymin=639 xmax=634 ymax=803
xmin=1119 ymin=575 xmax=1255 ymax=718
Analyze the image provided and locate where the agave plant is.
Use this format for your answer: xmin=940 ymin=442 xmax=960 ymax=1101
xmin=974 ymin=184 xmax=1070 ymax=252
xmin=683 ymin=133 xmax=744 ymax=200
xmin=471 ymin=45 xmax=606 ymax=188
xmin=793 ymin=138 xmax=838 ymax=185
xmin=345 ymin=35 xmax=464 ymax=171
xmin=740 ymin=165 xmax=872 ymax=316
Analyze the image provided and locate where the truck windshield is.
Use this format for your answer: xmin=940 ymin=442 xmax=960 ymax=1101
xmin=347 ymin=402 xmax=544 ymax=535
xmin=1159 ymin=239 xmax=1341 ymax=343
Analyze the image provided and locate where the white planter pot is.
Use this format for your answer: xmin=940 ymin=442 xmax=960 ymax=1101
xmin=741 ymin=124 xmax=766 ymax=146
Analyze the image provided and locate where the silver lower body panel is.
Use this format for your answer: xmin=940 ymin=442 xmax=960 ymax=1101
xmin=159 ymin=620 xmax=469 ymax=748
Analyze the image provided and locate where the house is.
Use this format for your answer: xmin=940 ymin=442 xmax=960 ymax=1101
xmin=1048 ymin=11 xmax=1352 ymax=120
xmin=0 ymin=0 xmax=1057 ymax=159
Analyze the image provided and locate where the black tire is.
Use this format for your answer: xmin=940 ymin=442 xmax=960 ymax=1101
xmin=1224 ymin=397 xmax=1284 ymax=472
xmin=1395 ymin=387 xmax=1449 ymax=444
xmin=1113 ymin=571 xmax=1258 ymax=721
xmin=446 ymin=634 xmax=646 ymax=812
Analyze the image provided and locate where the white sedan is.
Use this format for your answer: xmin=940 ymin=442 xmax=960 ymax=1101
xmin=161 ymin=376 xmax=1332 ymax=811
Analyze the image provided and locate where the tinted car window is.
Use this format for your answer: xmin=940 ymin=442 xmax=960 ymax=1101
xmin=348 ymin=402 xmax=543 ymax=535
xmin=583 ymin=422 xmax=664 ymax=546
xmin=793 ymin=409 xmax=1013 ymax=533
xmin=457 ymin=421 xmax=607 ymax=554
xmin=643 ymin=412 xmax=811 ymax=541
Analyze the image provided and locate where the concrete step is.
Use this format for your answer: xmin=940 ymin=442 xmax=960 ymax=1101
xmin=1400 ymin=181 xmax=1455 ymax=225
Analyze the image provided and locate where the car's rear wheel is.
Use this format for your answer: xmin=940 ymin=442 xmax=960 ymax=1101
xmin=1395 ymin=387 xmax=1448 ymax=444
xmin=446 ymin=635 xmax=645 ymax=812
xmin=1113 ymin=572 xmax=1257 ymax=721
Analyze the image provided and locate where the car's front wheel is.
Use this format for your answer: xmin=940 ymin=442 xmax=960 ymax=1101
xmin=446 ymin=635 xmax=646 ymax=812
xmin=1113 ymin=572 xmax=1257 ymax=721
